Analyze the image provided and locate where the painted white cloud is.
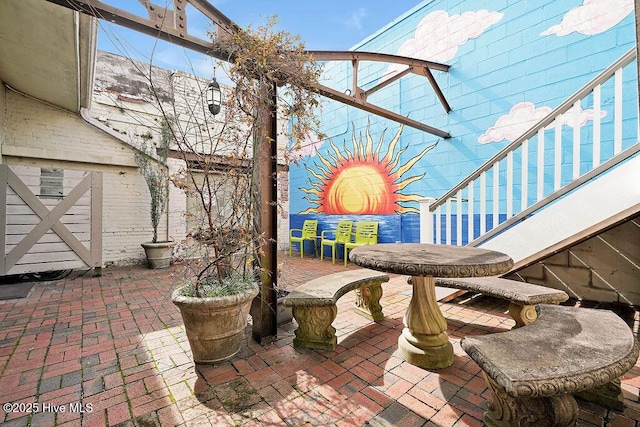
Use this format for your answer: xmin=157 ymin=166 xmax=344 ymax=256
xmin=478 ymin=102 xmax=552 ymax=144
xmin=556 ymin=104 xmax=608 ymax=127
xmin=541 ymin=0 xmax=633 ymax=36
xmin=383 ymin=9 xmax=503 ymax=79
xmin=478 ymin=102 xmax=608 ymax=144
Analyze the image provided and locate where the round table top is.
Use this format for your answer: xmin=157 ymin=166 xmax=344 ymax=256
xmin=349 ymin=243 xmax=514 ymax=277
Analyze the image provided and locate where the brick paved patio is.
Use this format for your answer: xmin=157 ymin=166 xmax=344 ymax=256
xmin=0 ymin=251 xmax=639 ymax=426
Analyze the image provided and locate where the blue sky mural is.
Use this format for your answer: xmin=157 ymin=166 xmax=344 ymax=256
xmin=289 ymin=0 xmax=636 ymax=243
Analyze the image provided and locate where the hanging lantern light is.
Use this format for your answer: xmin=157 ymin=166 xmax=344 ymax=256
xmin=207 ymin=69 xmax=222 ymax=116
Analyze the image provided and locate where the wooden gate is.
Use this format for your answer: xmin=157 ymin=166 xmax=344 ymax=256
xmin=0 ymin=165 xmax=102 ymax=275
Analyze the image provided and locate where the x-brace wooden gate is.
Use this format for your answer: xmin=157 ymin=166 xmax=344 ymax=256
xmin=0 ymin=165 xmax=102 ymax=276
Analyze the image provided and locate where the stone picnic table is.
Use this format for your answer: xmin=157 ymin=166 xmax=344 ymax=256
xmin=349 ymin=243 xmax=513 ymax=369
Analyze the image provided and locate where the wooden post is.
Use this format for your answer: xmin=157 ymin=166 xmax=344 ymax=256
xmin=252 ymin=81 xmax=278 ymax=344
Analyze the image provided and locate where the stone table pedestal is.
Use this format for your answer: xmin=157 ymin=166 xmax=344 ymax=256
xmin=350 ymin=243 xmax=513 ymax=370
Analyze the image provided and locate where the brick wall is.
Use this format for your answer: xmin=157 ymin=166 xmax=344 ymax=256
xmin=3 ymin=89 xmax=163 ymax=266
xmin=92 ymin=53 xmax=292 ymax=257
xmin=277 ymin=169 xmax=289 ymax=250
xmin=0 ymin=51 xmax=296 ymax=271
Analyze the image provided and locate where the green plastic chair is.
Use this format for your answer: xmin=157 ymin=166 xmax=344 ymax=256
xmin=320 ymin=221 xmax=353 ymax=264
xmin=289 ymin=220 xmax=318 ymax=258
xmin=344 ymin=222 xmax=378 ymax=266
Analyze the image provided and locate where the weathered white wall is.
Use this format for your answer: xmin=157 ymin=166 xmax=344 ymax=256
xmin=277 ymin=169 xmax=289 ymax=250
xmin=167 ymin=157 xmax=187 ymax=244
xmin=93 ymin=51 xmax=291 ymax=253
xmin=2 ymin=89 xmax=162 ymax=266
xmin=0 ymin=83 xmax=5 ymax=163
xmin=0 ymin=51 xmax=293 ymax=270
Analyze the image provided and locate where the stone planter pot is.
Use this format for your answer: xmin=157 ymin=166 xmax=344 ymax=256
xmin=141 ymin=241 xmax=175 ymax=269
xmin=171 ymin=282 xmax=259 ymax=364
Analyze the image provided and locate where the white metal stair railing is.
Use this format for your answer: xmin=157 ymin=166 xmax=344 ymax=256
xmin=420 ymin=47 xmax=640 ymax=248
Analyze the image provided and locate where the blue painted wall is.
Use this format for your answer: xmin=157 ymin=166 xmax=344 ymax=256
xmin=289 ymin=0 xmax=637 ymax=245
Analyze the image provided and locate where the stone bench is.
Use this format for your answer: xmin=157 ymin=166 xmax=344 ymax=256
xmin=282 ymin=269 xmax=390 ymax=350
xmin=434 ymin=276 xmax=569 ymax=327
xmin=461 ymin=304 xmax=639 ymax=426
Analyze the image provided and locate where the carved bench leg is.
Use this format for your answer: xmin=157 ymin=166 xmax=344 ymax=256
xmin=291 ymin=305 xmax=338 ymax=350
xmin=508 ymin=302 xmax=537 ymax=328
xmin=575 ymin=378 xmax=624 ymax=411
xmin=483 ymin=374 xmax=578 ymax=427
xmin=354 ymin=281 xmax=384 ymax=321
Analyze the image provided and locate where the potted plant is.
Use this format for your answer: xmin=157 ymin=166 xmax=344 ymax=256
xmin=135 ymin=123 xmax=175 ymax=269
xmin=171 ymin=228 xmax=261 ymax=363
xmin=140 ymin=17 xmax=324 ymax=363
xmin=167 ymin=119 xmax=263 ymax=362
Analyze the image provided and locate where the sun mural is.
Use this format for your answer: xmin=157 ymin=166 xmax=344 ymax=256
xmin=299 ymin=124 xmax=437 ymax=214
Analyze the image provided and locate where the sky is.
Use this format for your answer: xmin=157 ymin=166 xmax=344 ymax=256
xmin=96 ymin=0 xmax=423 ymax=78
